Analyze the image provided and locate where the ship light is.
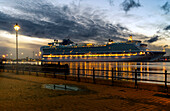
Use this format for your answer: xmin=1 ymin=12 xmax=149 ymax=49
xmin=86 ymin=43 xmax=93 ymax=46
xmin=139 ymin=52 xmax=145 ymax=55
xmin=39 ymin=52 xmax=41 ymax=56
xmin=48 ymin=55 xmax=51 ymax=57
xmin=128 ymin=35 xmax=133 ymax=41
xmin=43 ymin=52 xmax=145 ymax=59
xmin=139 ymin=52 xmax=142 ymax=55
xmin=2 ymin=55 xmax=6 ymax=58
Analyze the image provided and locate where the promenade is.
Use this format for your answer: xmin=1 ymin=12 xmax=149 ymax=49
xmin=0 ymin=72 xmax=169 ymax=111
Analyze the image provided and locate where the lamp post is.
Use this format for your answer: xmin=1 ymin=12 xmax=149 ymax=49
xmin=14 ymin=23 xmax=20 ymax=74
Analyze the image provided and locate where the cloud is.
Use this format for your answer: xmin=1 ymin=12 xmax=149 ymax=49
xmin=0 ymin=0 xmax=136 ymax=43
xmin=121 ymin=0 xmax=141 ymax=13
xmin=161 ymin=2 xmax=170 ymax=14
xmin=0 ymin=47 xmax=10 ymax=55
xmin=164 ymin=45 xmax=168 ymax=48
xmin=108 ymin=0 xmax=114 ymax=6
xmin=146 ymin=35 xmax=160 ymax=43
xmin=164 ymin=25 xmax=170 ymax=30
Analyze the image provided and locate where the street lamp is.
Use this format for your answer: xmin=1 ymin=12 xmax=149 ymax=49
xmin=14 ymin=23 xmax=20 ymax=74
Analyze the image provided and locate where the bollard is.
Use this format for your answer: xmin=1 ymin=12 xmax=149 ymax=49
xmin=112 ymin=68 xmax=114 ymax=86
xmin=78 ymin=67 xmax=80 ymax=82
xmin=135 ymin=69 xmax=138 ymax=88
xmin=165 ymin=70 xmax=168 ymax=92
xmin=93 ymin=68 xmax=95 ymax=84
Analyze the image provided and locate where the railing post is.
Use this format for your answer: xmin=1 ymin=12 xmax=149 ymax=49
xmin=165 ymin=70 xmax=168 ymax=92
xmin=29 ymin=66 xmax=31 ymax=75
xmin=36 ymin=68 xmax=38 ymax=76
xmin=65 ymin=69 xmax=67 ymax=80
xmin=53 ymin=71 xmax=56 ymax=78
xmin=12 ymin=65 xmax=14 ymax=73
xmin=52 ymin=66 xmax=55 ymax=78
xmin=7 ymin=66 xmax=9 ymax=72
xmin=78 ymin=67 xmax=80 ymax=82
xmin=64 ymin=64 xmax=69 ymax=80
xmin=135 ymin=69 xmax=138 ymax=88
xmin=118 ymin=68 xmax=120 ymax=80
xmin=23 ymin=65 xmax=24 ymax=75
xmin=44 ymin=71 xmax=46 ymax=77
xmin=93 ymin=68 xmax=95 ymax=84
xmin=3 ymin=65 xmax=4 ymax=72
xmin=114 ymin=69 xmax=116 ymax=80
xmin=112 ymin=68 xmax=114 ymax=86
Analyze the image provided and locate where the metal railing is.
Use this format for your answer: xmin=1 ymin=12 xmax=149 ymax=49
xmin=0 ymin=64 xmax=169 ymax=92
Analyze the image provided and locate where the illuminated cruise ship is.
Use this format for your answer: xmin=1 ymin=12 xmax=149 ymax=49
xmin=40 ymin=36 xmax=166 ymax=62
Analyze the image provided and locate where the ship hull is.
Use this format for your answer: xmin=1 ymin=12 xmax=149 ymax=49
xmin=41 ymin=51 xmax=165 ymax=62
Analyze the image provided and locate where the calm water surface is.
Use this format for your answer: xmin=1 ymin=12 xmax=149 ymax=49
xmin=60 ymin=62 xmax=170 ymax=85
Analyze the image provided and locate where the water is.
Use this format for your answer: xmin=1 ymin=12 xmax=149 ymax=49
xmin=60 ymin=62 xmax=170 ymax=85
xmin=43 ymin=84 xmax=80 ymax=91
xmin=4 ymin=61 xmax=170 ymax=85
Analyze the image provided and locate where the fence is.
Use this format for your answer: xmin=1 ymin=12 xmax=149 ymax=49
xmin=0 ymin=64 xmax=169 ymax=92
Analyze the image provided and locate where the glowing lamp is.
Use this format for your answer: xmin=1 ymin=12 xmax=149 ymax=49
xmin=14 ymin=23 xmax=20 ymax=74
xmin=2 ymin=55 xmax=6 ymax=58
xmin=14 ymin=23 xmax=20 ymax=31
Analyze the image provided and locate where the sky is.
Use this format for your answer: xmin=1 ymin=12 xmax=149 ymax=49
xmin=0 ymin=0 xmax=170 ymax=58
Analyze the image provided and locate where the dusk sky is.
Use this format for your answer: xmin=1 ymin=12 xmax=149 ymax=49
xmin=0 ymin=0 xmax=170 ymax=58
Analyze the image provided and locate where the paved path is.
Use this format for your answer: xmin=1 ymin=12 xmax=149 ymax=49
xmin=0 ymin=72 xmax=169 ymax=111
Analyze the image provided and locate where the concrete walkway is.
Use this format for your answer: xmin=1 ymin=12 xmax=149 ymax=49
xmin=0 ymin=72 xmax=169 ymax=111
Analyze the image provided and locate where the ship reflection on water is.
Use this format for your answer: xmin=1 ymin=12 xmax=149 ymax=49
xmin=59 ymin=62 xmax=170 ymax=85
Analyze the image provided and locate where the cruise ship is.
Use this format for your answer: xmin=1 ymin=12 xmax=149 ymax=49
xmin=40 ymin=36 xmax=166 ymax=62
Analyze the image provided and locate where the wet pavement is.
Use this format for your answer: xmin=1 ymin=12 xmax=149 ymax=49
xmin=0 ymin=72 xmax=170 ymax=111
